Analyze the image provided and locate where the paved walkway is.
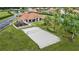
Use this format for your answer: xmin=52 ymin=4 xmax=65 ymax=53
xmin=22 ymin=27 xmax=60 ymax=49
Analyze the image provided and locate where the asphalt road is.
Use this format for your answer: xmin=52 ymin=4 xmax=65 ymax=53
xmin=0 ymin=15 xmax=16 ymax=30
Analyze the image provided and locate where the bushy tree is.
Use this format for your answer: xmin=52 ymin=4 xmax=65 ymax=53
xmin=61 ymin=8 xmax=79 ymax=42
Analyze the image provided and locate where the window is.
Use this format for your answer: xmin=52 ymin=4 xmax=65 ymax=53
xmin=26 ymin=19 xmax=28 ymax=22
xmin=39 ymin=18 xmax=41 ymax=21
xmin=32 ymin=19 xmax=35 ymax=22
xmin=36 ymin=18 xmax=38 ymax=21
xmin=29 ymin=20 xmax=31 ymax=22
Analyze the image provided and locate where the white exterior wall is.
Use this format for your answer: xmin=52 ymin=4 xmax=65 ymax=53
xmin=23 ymin=20 xmax=28 ymax=24
xmin=37 ymin=18 xmax=40 ymax=21
xmin=21 ymin=17 xmax=41 ymax=24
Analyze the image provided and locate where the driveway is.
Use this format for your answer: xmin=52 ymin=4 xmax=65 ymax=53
xmin=0 ymin=15 xmax=16 ymax=30
xmin=22 ymin=27 xmax=60 ymax=49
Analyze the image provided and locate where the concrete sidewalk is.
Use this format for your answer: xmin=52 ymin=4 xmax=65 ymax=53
xmin=22 ymin=27 xmax=60 ymax=49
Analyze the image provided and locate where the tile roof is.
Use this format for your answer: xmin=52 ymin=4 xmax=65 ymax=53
xmin=18 ymin=12 xmax=41 ymax=20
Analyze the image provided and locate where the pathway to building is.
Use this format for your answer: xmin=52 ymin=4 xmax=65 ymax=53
xmin=22 ymin=27 xmax=60 ymax=49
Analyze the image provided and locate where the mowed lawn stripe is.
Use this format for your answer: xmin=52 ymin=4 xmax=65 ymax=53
xmin=0 ymin=25 xmax=39 ymax=51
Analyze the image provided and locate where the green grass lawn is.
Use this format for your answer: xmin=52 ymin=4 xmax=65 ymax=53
xmin=32 ymin=21 xmax=44 ymax=27
xmin=32 ymin=20 xmax=79 ymax=51
xmin=0 ymin=11 xmax=13 ymax=22
xmin=0 ymin=25 xmax=39 ymax=51
xmin=42 ymin=28 xmax=79 ymax=51
xmin=0 ymin=24 xmax=79 ymax=51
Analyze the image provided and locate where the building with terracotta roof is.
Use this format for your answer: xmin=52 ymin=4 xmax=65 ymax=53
xmin=17 ymin=12 xmax=42 ymax=25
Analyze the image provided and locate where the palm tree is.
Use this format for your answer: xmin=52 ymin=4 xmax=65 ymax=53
xmin=61 ymin=8 xmax=79 ymax=42
xmin=43 ymin=8 xmax=79 ymax=42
